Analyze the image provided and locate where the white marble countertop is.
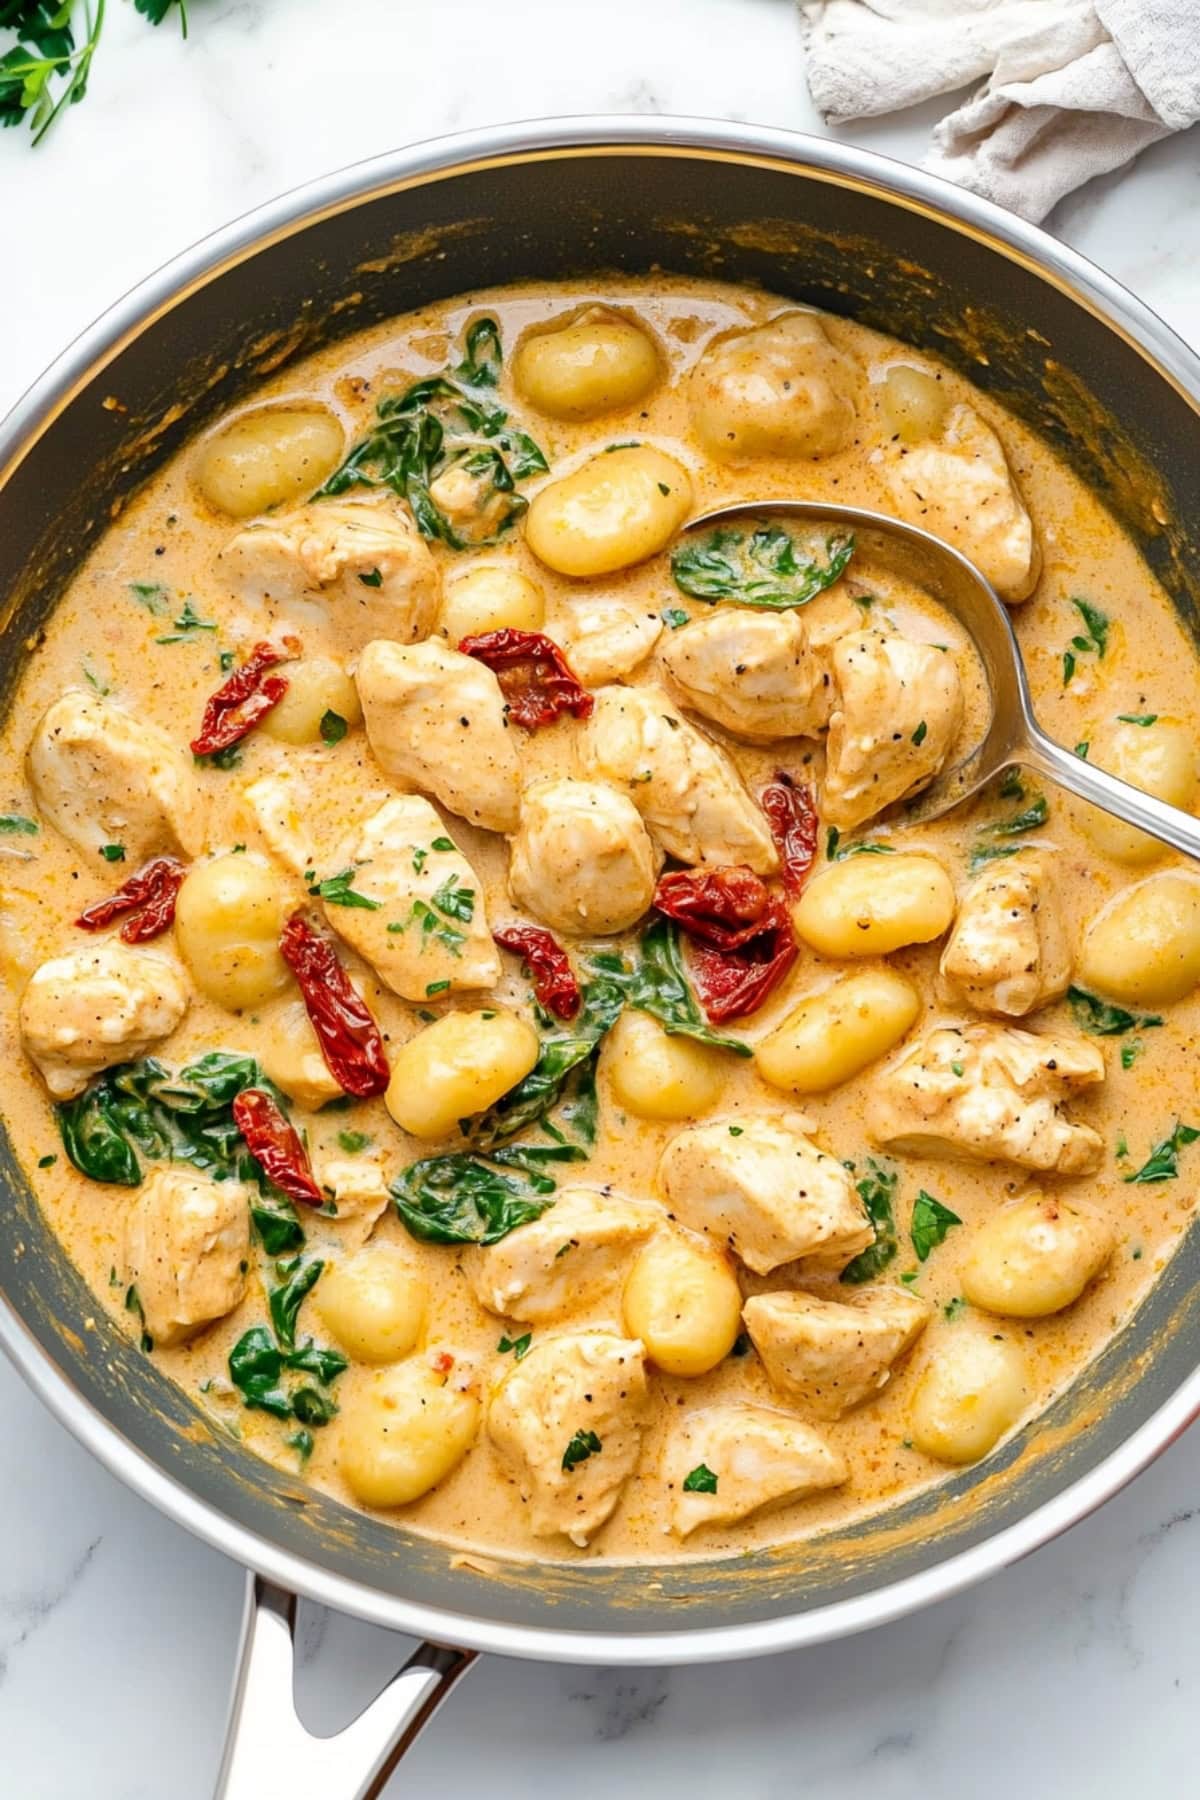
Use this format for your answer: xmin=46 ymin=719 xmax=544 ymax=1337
xmin=4 ymin=2 xmax=1200 ymax=1794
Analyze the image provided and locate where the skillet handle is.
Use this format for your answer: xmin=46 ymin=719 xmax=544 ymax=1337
xmin=215 ymin=1575 xmax=476 ymax=1800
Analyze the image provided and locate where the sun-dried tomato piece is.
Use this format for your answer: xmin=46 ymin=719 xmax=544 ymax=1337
xmin=232 ymin=1088 xmax=324 ymax=1207
xmin=760 ymin=772 xmax=819 ymax=898
xmin=653 ymin=866 xmax=773 ymax=951
xmin=654 ymin=865 xmax=797 ymax=1023
xmin=75 ymin=856 xmax=185 ymax=944
xmin=458 ymin=629 xmax=595 ymax=731
xmin=190 ymin=639 xmax=298 ymax=757
xmin=279 ymin=913 xmax=390 ymax=1099
xmin=493 ymin=923 xmax=582 ymax=1020
xmin=685 ymin=895 xmax=798 ymax=1023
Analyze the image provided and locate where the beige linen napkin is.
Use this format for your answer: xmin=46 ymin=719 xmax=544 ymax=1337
xmin=800 ymin=0 xmax=1200 ymax=219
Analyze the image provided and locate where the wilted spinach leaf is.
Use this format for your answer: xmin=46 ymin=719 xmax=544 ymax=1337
xmin=392 ymin=1155 xmax=556 ymax=1246
xmin=1067 ymin=986 xmax=1163 ymax=1037
xmin=318 ymin=316 xmax=546 ymax=549
xmin=671 ymin=524 xmax=853 ymax=609
xmin=589 ymin=918 xmax=752 ymax=1057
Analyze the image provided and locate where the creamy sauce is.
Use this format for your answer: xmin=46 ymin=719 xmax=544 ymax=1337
xmin=2 ymin=276 xmax=1197 ymax=1565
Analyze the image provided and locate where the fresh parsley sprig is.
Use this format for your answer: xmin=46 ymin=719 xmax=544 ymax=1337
xmin=1 ymin=0 xmax=187 ymax=144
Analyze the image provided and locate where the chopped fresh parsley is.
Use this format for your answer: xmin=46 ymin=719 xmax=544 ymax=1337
xmin=943 ymin=1297 xmax=968 ymax=1322
xmin=0 ymin=814 xmax=37 ymax=835
xmin=561 ymin=1428 xmax=602 ymax=1473
xmin=431 ymin=836 xmax=456 ymax=852
xmin=1074 ymin=741 xmax=1090 ymax=759
xmin=1121 ymin=1040 xmax=1144 ymax=1069
xmin=969 ymin=794 xmax=1048 ymax=870
xmin=841 ymin=1159 xmax=899 ymax=1284
xmin=336 ymin=1130 xmax=372 ymax=1154
xmin=911 ymin=719 xmax=928 ymax=747
xmin=100 ymin=843 xmax=126 ymax=862
xmin=1118 ymin=713 xmax=1158 ymax=726
xmin=1123 ymin=1121 xmax=1200 ymax=1185
xmin=910 ymin=1191 xmax=962 ymax=1262
xmin=1061 ymin=596 xmax=1109 ymax=685
xmin=37 ymin=1153 xmax=56 ymax=1168
xmin=425 ymin=980 xmax=451 ymax=996
xmin=319 ymin=710 xmax=348 ymax=745
xmin=498 ymin=1332 xmax=532 ymax=1360
xmin=430 ymin=873 xmax=475 ymax=923
xmin=155 ymin=598 xmax=217 ymax=645
xmin=308 ymin=866 xmax=380 ymax=910
xmin=412 ymin=847 xmax=428 ymax=875
xmin=682 ymin=1463 xmax=718 ymax=1495
xmin=661 ymin=606 xmax=690 ymax=629
xmin=358 ymin=567 xmax=383 ymax=588
xmin=129 ymin=581 xmax=170 ymax=616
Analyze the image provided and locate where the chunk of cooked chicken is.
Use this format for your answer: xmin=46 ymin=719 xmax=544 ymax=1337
xmin=487 ymin=1331 xmax=649 ymax=1545
xmin=823 ymin=631 xmax=963 ymax=829
xmin=356 ymin=638 xmax=521 ymax=833
xmin=576 ymin=685 xmax=778 ymax=873
xmin=29 ymin=692 xmax=206 ymax=864
xmin=666 ymin=1404 xmax=847 ymax=1537
xmin=316 ymin=795 xmax=499 ymax=999
xmin=868 ymin=1022 xmax=1104 ymax=1174
xmin=240 ymin=767 xmax=323 ymax=877
xmin=549 ymin=599 xmax=663 ymax=686
xmin=657 ymin=1116 xmax=873 ymax=1275
xmin=20 ymin=943 xmax=190 ymax=1099
xmin=691 ymin=312 xmax=857 ymax=462
xmin=658 ymin=607 xmax=832 ymax=743
xmin=313 ymin=1152 xmax=392 ymax=1246
xmin=940 ymin=850 xmax=1071 ymax=1017
xmin=881 ymin=402 xmax=1040 ymax=603
xmin=123 ymin=1167 xmax=250 ymax=1348
xmin=508 ymin=777 xmax=661 ymax=936
xmin=743 ymin=1286 xmax=930 ymax=1418
xmin=465 ymin=1187 xmax=663 ymax=1323
xmin=218 ymin=499 xmax=441 ymax=653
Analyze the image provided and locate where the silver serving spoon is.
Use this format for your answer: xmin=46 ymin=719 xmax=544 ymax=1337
xmin=687 ymin=499 xmax=1200 ymax=859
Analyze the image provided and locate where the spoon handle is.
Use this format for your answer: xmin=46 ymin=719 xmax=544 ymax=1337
xmin=1024 ymin=724 xmax=1200 ymax=863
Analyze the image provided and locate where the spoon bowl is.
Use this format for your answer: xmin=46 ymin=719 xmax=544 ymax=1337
xmin=687 ymin=499 xmax=1200 ymax=859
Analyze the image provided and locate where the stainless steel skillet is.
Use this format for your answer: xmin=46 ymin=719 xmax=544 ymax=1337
xmin=3 ymin=119 xmax=1200 ymax=1798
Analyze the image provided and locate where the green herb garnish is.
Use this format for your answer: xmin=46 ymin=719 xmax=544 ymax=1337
xmin=308 ymin=866 xmax=380 ymax=910
xmin=841 ymin=1159 xmax=899 ymax=1284
xmin=561 ymin=1429 xmax=602 ymax=1473
xmin=498 ymin=1332 xmax=532 ymax=1360
xmin=1123 ymin=1121 xmax=1200 ymax=1185
xmin=910 ymin=1190 xmax=962 ymax=1262
xmin=155 ymin=598 xmax=217 ymax=644
xmin=320 ymin=710 xmax=348 ymax=745
xmin=682 ymin=1463 xmax=718 ymax=1495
